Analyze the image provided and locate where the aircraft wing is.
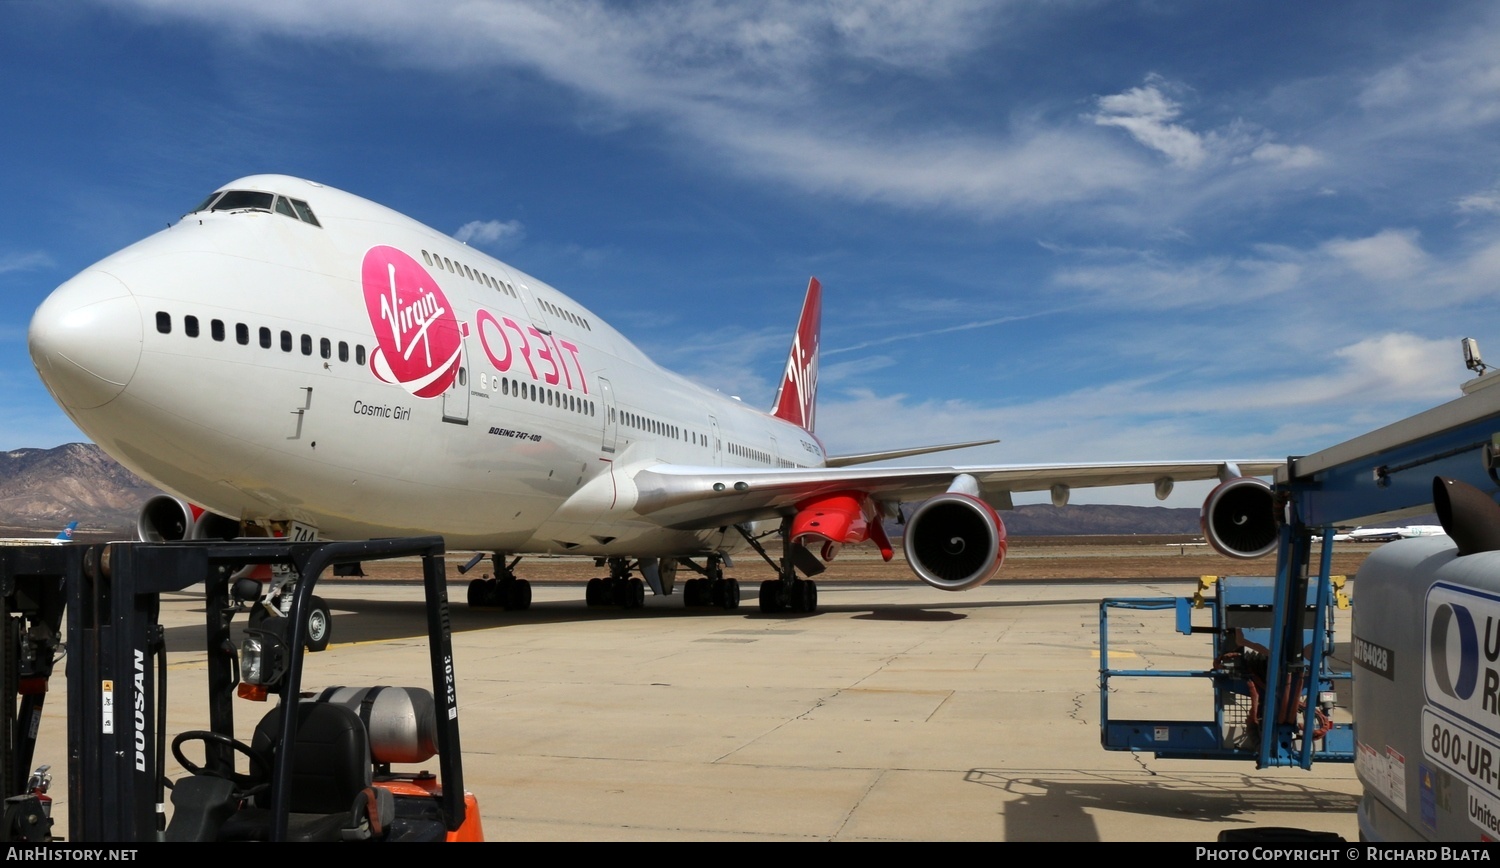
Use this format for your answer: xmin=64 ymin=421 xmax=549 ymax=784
xmin=630 ymin=459 xmax=1284 ymax=530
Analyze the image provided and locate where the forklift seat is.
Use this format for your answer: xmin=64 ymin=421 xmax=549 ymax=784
xmin=217 ymin=701 xmax=373 ymax=842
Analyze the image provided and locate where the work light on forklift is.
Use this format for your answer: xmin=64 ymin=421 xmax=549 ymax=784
xmin=240 ymin=626 xmax=289 ymax=691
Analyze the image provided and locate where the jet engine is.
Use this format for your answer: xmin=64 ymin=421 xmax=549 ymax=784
xmin=902 ymin=489 xmax=1007 ymax=591
xmin=1200 ymin=476 xmax=1279 ymax=559
xmin=136 ymin=495 xmax=239 ymax=542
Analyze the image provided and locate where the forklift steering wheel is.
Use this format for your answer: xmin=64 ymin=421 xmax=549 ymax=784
xmin=171 ymin=730 xmax=270 ymax=791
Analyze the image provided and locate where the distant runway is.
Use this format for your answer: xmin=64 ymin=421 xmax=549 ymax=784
xmin=38 ymin=576 xmax=1360 ymax=841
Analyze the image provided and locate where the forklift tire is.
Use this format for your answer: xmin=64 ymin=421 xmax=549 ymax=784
xmin=305 ymin=595 xmax=332 ymax=652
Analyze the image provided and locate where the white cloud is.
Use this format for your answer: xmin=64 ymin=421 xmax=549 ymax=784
xmin=806 ymin=329 xmax=1459 ymax=507
xmin=1458 ymin=188 xmax=1500 ymax=216
xmin=1249 ymin=142 xmax=1323 ymax=169
xmin=1357 ymin=24 xmax=1500 ymax=133
xmin=454 ymin=219 xmax=525 ymax=248
xmin=1320 ymin=229 xmax=1428 ymax=282
xmin=1092 ymin=76 xmax=1208 ymax=170
xmin=1051 ymin=253 xmax=1303 ymax=309
xmin=0 ymin=252 xmax=53 ymax=275
xmin=114 ymin=1 xmax=1162 ymax=217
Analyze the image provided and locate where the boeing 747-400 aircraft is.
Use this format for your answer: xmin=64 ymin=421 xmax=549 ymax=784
xmin=28 ymin=175 xmax=1281 ymax=623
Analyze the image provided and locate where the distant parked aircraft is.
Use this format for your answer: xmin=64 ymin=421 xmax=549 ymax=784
xmin=1330 ymin=525 xmax=1447 ymax=543
xmin=0 ymin=521 xmax=78 ymax=546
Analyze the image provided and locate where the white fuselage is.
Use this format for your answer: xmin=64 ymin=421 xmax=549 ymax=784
xmin=30 ymin=175 xmax=823 ymax=555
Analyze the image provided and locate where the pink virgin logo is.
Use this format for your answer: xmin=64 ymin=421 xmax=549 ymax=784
xmin=361 ymin=246 xmax=466 ymax=398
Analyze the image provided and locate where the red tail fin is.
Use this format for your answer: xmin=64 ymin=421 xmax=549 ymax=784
xmin=771 ymin=278 xmax=821 ymax=432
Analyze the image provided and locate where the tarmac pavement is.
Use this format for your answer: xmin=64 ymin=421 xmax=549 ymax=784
xmin=37 ymin=576 xmax=1361 ymax=841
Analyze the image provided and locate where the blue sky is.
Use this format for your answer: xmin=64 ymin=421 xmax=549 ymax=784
xmin=4 ymin=1 xmax=1500 ymax=507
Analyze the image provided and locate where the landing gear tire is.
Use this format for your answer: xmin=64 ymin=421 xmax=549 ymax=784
xmin=586 ymin=577 xmax=603 ymax=607
xmin=720 ymin=578 xmax=740 ymax=611
xmin=630 ymin=578 xmax=646 ymax=609
xmin=468 ymin=578 xmax=489 ymax=608
xmin=305 ymin=595 xmax=332 ymax=652
xmin=786 ymin=579 xmax=818 ymax=614
xmin=506 ymin=579 xmax=532 ymax=611
xmin=759 ymin=580 xmax=782 ymax=613
xmin=798 ymin=580 xmax=818 ymax=614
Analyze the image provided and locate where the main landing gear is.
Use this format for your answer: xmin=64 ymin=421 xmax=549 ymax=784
xmin=736 ymin=518 xmax=819 ymax=614
xmin=679 ymin=554 xmax=741 ymax=611
xmin=466 ymin=554 xmax=532 ymax=610
xmin=585 ymin=557 xmax=648 ymax=609
xmin=236 ymin=564 xmax=334 ymax=652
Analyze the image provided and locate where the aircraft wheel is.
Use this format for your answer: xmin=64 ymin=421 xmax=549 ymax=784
xmin=686 ymin=578 xmax=706 ymax=606
xmin=586 ymin=577 xmax=602 ymax=606
xmin=630 ymin=578 xmax=646 ymax=609
xmin=508 ymin=579 xmax=532 ymax=611
xmin=759 ymin=580 xmax=782 ymax=613
xmin=467 ymin=578 xmax=489 ymax=608
xmin=803 ymin=580 xmax=817 ymax=614
xmin=305 ymin=595 xmax=332 ymax=653
xmin=721 ymin=578 xmax=740 ymax=611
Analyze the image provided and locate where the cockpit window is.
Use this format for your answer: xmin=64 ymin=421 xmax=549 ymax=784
xmin=289 ymin=198 xmax=320 ymax=227
xmin=189 ymin=189 xmax=322 ymax=227
xmin=208 ymin=190 xmax=275 ymax=213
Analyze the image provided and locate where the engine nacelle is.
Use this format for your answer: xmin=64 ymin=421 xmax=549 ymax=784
xmin=902 ymin=492 xmax=1007 ymax=591
xmin=136 ymin=495 xmax=239 ymax=542
xmin=1200 ymin=477 xmax=1278 ymax=559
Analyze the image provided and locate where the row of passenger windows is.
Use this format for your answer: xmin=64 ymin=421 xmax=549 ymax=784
xmin=418 ymin=248 xmax=594 ymax=332
xmin=156 ymin=309 xmax=604 ymax=424
xmin=496 ymin=376 xmax=596 ymax=418
xmin=153 ymin=310 xmax=784 ymax=462
xmin=155 ymin=312 xmax=368 ymax=365
xmin=618 ymin=409 xmax=696 ymax=444
xmin=728 ymin=442 xmax=775 ymax=465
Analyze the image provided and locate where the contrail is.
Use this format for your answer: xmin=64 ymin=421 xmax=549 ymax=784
xmin=825 ymin=307 xmax=1073 ymax=356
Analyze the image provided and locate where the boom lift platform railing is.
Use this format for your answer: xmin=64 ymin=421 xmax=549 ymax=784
xmin=1099 ymin=571 xmax=1354 ymax=766
xmin=1102 ymin=353 xmax=1500 ymax=770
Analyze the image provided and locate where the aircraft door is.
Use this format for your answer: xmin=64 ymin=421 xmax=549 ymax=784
xmin=709 ymin=416 xmax=722 ymax=465
xmin=442 ymin=337 xmax=470 ymax=424
xmin=598 ymin=377 xmax=618 ymax=454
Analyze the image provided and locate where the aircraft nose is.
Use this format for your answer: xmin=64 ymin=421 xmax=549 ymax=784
xmin=29 ymin=270 xmax=143 ymax=410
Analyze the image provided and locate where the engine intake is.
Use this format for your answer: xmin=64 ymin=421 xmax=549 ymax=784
xmin=136 ymin=495 xmax=239 ymax=542
xmin=902 ymin=492 xmax=1007 ymax=591
xmin=1200 ymin=477 xmax=1278 ymax=559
